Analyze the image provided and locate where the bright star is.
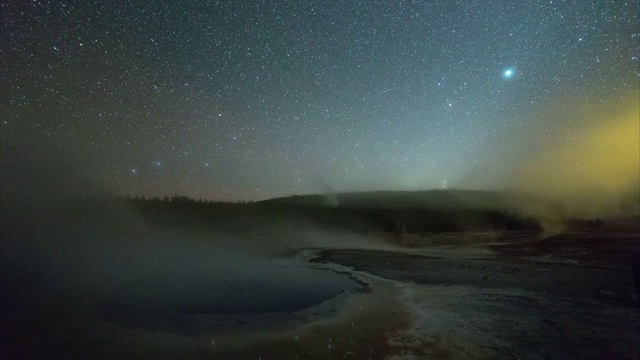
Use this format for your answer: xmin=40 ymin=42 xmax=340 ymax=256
xmin=503 ymin=68 xmax=514 ymax=79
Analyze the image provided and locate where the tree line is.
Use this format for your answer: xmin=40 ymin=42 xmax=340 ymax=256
xmin=122 ymin=194 xmax=541 ymax=234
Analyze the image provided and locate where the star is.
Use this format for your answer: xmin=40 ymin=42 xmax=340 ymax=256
xmin=3 ymin=0 xmax=636 ymax=201
xmin=503 ymin=68 xmax=515 ymax=79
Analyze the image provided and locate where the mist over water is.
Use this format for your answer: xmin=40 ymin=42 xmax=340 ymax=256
xmin=0 ymin=148 xmax=381 ymax=358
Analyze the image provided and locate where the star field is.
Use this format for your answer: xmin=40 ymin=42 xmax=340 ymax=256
xmin=2 ymin=0 xmax=639 ymax=200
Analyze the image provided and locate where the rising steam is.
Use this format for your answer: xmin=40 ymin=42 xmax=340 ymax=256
xmin=512 ymin=94 xmax=639 ymax=219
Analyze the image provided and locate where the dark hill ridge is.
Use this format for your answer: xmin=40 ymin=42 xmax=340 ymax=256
xmin=253 ymin=190 xmax=548 ymax=233
xmin=257 ymin=189 xmax=553 ymax=212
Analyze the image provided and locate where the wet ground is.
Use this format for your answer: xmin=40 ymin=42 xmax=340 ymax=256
xmin=309 ymin=221 xmax=640 ymax=359
xmin=157 ymin=221 xmax=639 ymax=359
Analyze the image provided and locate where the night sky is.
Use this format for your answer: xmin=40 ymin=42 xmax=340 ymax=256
xmin=2 ymin=1 xmax=639 ymax=201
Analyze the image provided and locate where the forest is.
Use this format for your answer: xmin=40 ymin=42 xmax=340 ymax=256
xmin=122 ymin=191 xmax=542 ymax=234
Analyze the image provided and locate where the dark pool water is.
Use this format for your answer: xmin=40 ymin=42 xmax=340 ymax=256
xmin=104 ymin=258 xmax=363 ymax=316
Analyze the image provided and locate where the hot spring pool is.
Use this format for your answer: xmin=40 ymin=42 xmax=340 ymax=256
xmin=104 ymin=257 xmax=364 ymax=316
